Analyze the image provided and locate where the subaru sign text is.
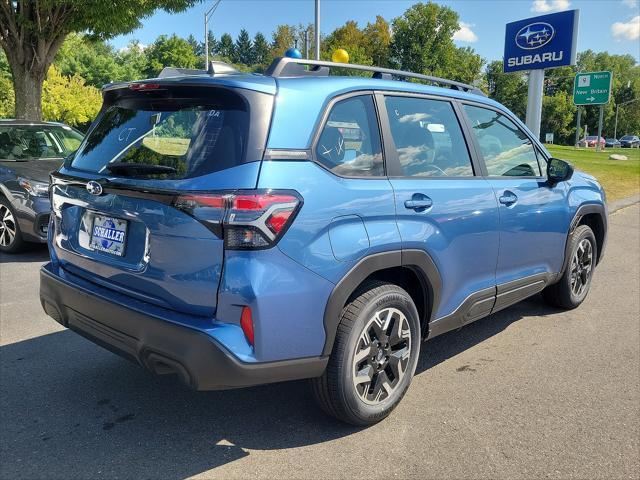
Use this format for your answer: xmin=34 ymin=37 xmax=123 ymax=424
xmin=504 ymin=10 xmax=579 ymax=73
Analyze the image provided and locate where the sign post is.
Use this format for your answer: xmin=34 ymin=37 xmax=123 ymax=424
xmin=525 ymin=69 xmax=545 ymax=141
xmin=504 ymin=9 xmax=579 ymax=140
xmin=596 ymin=105 xmax=605 ymax=152
xmin=573 ymin=71 xmax=612 ymax=151
xmin=574 ymin=106 xmax=582 ymax=147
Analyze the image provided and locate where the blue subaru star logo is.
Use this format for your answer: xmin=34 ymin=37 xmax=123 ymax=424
xmin=515 ymin=22 xmax=555 ymax=50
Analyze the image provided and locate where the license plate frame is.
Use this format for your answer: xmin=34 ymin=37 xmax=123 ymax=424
xmin=89 ymin=214 xmax=128 ymax=257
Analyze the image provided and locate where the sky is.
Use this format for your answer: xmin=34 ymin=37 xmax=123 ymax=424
xmin=110 ymin=0 xmax=640 ymax=63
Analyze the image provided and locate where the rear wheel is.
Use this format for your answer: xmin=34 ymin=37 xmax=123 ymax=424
xmin=311 ymin=282 xmax=420 ymax=426
xmin=0 ymin=198 xmax=25 ymax=254
xmin=543 ymin=224 xmax=596 ymax=309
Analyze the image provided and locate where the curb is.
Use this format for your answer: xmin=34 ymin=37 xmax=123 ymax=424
xmin=608 ymin=194 xmax=640 ymax=214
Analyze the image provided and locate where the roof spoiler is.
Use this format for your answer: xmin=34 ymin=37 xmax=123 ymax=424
xmin=158 ymin=61 xmax=240 ymax=79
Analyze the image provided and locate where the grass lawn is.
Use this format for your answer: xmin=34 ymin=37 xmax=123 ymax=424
xmin=545 ymin=144 xmax=640 ymax=202
xmin=142 ymin=136 xmax=190 ymax=156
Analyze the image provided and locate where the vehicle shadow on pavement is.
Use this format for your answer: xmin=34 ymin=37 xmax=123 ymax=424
xmin=416 ymin=295 xmax=560 ymax=375
xmin=0 ymin=244 xmax=49 ymax=264
xmin=0 ymin=296 xmax=559 ymax=479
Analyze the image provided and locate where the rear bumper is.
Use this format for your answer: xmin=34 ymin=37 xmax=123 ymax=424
xmin=39 ymin=263 xmax=328 ymax=390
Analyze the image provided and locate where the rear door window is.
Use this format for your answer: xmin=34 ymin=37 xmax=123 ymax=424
xmin=315 ymin=95 xmax=384 ymax=177
xmin=71 ymin=86 xmax=272 ymax=179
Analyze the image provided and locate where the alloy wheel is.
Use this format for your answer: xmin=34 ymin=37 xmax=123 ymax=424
xmin=570 ymin=238 xmax=593 ymax=297
xmin=0 ymin=204 xmax=17 ymax=248
xmin=352 ymin=307 xmax=412 ymax=405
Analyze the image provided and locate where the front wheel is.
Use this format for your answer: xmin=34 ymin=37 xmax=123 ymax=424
xmin=0 ymin=198 xmax=25 ymax=254
xmin=310 ymin=282 xmax=421 ymax=426
xmin=543 ymin=224 xmax=597 ymax=309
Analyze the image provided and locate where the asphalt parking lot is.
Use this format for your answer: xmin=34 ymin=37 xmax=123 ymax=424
xmin=1 ymin=204 xmax=638 ymax=480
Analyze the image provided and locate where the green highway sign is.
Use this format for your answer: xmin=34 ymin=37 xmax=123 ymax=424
xmin=573 ymin=71 xmax=612 ymax=105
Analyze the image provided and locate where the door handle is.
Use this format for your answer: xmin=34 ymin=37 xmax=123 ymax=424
xmin=499 ymin=191 xmax=518 ymax=206
xmin=404 ymin=195 xmax=433 ymax=211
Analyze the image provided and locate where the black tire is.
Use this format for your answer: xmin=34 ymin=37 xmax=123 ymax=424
xmin=310 ymin=281 xmax=421 ymax=426
xmin=0 ymin=197 xmax=25 ymax=254
xmin=543 ymin=224 xmax=597 ymax=309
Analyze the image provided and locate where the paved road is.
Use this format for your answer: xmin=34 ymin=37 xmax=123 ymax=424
xmin=1 ymin=205 xmax=638 ymax=480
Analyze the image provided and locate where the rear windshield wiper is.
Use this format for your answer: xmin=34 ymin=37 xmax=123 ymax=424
xmin=105 ymin=163 xmax=177 ymax=176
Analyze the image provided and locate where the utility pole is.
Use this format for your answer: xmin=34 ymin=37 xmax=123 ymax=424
xmin=204 ymin=0 xmax=222 ymax=69
xmin=314 ymin=0 xmax=320 ymax=60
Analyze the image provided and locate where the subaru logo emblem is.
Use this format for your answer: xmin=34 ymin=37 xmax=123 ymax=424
xmin=515 ymin=22 xmax=555 ymax=50
xmin=86 ymin=181 xmax=103 ymax=196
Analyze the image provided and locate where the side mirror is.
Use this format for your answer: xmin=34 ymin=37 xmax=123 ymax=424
xmin=547 ymin=158 xmax=574 ymax=185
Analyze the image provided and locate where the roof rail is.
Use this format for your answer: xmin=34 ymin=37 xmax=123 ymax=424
xmin=158 ymin=61 xmax=239 ymax=79
xmin=264 ymin=57 xmax=485 ymax=96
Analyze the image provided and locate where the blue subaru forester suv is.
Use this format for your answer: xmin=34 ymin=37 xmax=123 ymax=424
xmin=40 ymin=58 xmax=607 ymax=425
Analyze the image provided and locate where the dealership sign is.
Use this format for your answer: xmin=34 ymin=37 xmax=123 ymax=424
xmin=504 ymin=9 xmax=579 ymax=73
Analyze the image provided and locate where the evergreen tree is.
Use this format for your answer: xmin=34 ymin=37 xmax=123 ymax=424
xmin=186 ymin=34 xmax=203 ymax=57
xmin=252 ymin=32 xmax=271 ymax=66
xmin=207 ymin=30 xmax=218 ymax=58
xmin=234 ymin=29 xmax=253 ymax=65
xmin=217 ymin=33 xmax=235 ymax=61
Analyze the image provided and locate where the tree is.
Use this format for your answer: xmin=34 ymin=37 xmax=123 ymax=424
xmin=0 ymin=50 xmax=11 ymax=117
xmin=450 ymin=46 xmax=484 ymax=84
xmin=115 ymin=40 xmax=148 ymax=81
xmin=145 ymin=34 xmax=198 ymax=77
xmin=187 ymin=34 xmax=204 ymax=57
xmin=54 ymin=34 xmax=122 ymax=88
xmin=207 ymin=30 xmax=218 ymax=58
xmin=252 ymin=32 xmax=270 ymax=67
xmin=234 ymin=29 xmax=253 ymax=65
xmin=0 ymin=74 xmax=13 ymax=117
xmin=363 ymin=16 xmax=392 ymax=68
xmin=217 ymin=33 xmax=235 ymax=61
xmin=271 ymin=25 xmax=297 ymax=60
xmin=389 ymin=2 xmax=460 ymax=77
xmin=42 ymin=65 xmax=102 ymax=127
xmin=0 ymin=0 xmax=201 ymax=121
xmin=295 ymin=24 xmax=315 ymax=59
xmin=322 ymin=21 xmax=372 ymax=75
xmin=541 ymin=91 xmax=576 ymax=143
xmin=485 ymin=60 xmax=528 ymax=119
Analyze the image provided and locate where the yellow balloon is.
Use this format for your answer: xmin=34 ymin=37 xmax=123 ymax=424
xmin=332 ymin=49 xmax=349 ymax=64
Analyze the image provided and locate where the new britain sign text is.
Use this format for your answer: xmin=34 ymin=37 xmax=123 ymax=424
xmin=504 ymin=9 xmax=579 ymax=73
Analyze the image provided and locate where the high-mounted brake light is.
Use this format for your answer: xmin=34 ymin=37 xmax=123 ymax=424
xmin=172 ymin=190 xmax=302 ymax=250
xmin=129 ymin=83 xmax=161 ymax=91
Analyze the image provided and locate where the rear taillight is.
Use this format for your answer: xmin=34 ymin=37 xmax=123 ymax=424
xmin=173 ymin=190 xmax=302 ymax=250
xmin=173 ymin=193 xmax=226 ymax=237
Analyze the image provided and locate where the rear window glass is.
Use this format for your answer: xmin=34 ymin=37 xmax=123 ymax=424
xmin=71 ymin=87 xmax=271 ymax=179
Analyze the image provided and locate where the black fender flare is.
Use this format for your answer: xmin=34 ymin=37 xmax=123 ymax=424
xmin=321 ymin=249 xmax=442 ymax=356
xmin=560 ymin=203 xmax=608 ymax=276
